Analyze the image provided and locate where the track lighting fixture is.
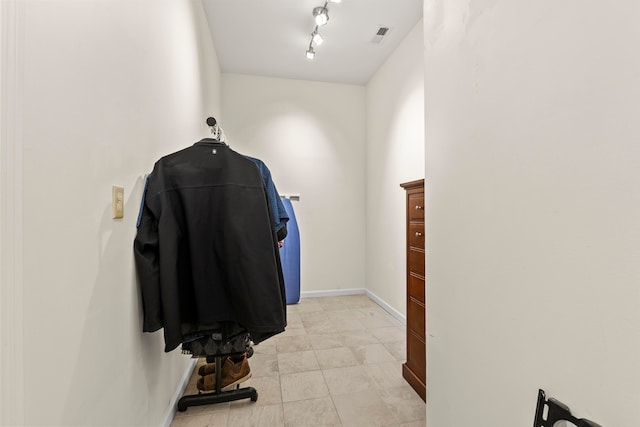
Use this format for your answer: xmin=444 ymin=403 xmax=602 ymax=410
xmin=305 ymin=1 xmax=341 ymax=59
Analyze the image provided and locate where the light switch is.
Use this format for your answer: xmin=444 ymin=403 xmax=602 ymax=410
xmin=112 ymin=186 xmax=124 ymax=219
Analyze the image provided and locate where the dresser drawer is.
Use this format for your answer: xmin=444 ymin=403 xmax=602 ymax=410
xmin=409 ymin=223 xmax=424 ymax=249
xmin=408 ymin=248 xmax=425 ymax=277
xmin=407 ymin=298 xmax=425 ymax=339
xmin=408 ymin=274 xmax=425 ymax=303
xmin=408 ymin=193 xmax=424 ymax=221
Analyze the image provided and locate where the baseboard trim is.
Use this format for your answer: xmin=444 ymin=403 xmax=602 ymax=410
xmin=299 ymin=288 xmax=365 ymax=299
xmin=161 ymin=358 xmax=198 ymax=427
xmin=365 ymin=289 xmax=406 ymax=325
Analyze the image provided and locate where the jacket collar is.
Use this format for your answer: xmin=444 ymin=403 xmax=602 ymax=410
xmin=195 ymin=138 xmax=227 ymax=146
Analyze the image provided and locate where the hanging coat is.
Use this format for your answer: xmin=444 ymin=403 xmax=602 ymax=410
xmin=134 ymin=139 xmax=286 ymax=352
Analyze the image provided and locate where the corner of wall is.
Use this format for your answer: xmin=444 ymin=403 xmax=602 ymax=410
xmin=0 ymin=1 xmax=25 ymax=424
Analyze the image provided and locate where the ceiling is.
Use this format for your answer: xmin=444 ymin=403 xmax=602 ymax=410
xmin=202 ymin=0 xmax=423 ymax=85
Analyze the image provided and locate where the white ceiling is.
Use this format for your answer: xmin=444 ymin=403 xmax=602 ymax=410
xmin=202 ymin=0 xmax=423 ymax=85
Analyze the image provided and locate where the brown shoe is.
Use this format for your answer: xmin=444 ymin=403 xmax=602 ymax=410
xmin=197 ymin=356 xmax=228 ymax=376
xmin=198 ymin=362 xmax=216 ymax=377
xmin=197 ymin=353 xmax=251 ymax=392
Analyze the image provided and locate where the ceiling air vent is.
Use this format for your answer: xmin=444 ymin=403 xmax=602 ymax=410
xmin=371 ymin=26 xmax=390 ymax=44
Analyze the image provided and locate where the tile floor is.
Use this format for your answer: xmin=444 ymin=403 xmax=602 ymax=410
xmin=171 ymin=294 xmax=425 ymax=427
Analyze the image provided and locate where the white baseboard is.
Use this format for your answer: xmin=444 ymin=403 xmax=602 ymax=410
xmin=299 ymin=288 xmax=365 ymax=299
xmin=161 ymin=358 xmax=198 ymax=427
xmin=365 ymin=289 xmax=406 ymax=325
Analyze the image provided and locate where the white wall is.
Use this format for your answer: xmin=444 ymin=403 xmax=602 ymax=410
xmin=365 ymin=20 xmax=425 ymax=317
xmin=0 ymin=3 xmax=22 ymax=425
xmin=424 ymin=0 xmax=640 ymax=426
xmin=221 ymin=74 xmax=366 ymax=295
xmin=1 ymin=1 xmax=222 ymax=425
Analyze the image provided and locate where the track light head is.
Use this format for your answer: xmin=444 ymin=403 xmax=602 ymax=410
xmin=305 ymin=47 xmax=315 ymax=59
xmin=312 ymin=30 xmax=324 ymax=46
xmin=313 ymin=6 xmax=329 ymax=26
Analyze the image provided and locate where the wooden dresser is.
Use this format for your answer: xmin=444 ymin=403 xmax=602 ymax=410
xmin=400 ymin=179 xmax=426 ymax=401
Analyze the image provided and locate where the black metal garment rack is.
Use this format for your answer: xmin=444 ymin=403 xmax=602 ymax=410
xmin=533 ymin=389 xmax=602 ymax=427
xmin=177 ymin=325 xmax=258 ymax=411
xmin=134 ymin=116 xmax=290 ymax=412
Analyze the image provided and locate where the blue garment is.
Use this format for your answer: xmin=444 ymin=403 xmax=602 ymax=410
xmin=245 ymin=156 xmax=289 ymax=237
xmin=136 ymin=175 xmax=150 ymax=228
xmin=279 ymin=198 xmax=300 ymax=304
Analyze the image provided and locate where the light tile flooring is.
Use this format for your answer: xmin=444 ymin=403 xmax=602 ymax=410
xmin=171 ymin=294 xmax=425 ymax=427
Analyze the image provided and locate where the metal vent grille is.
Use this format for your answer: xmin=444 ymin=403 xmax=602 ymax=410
xmin=372 ymin=26 xmax=390 ymax=44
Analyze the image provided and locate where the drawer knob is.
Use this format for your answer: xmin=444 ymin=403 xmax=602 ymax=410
xmin=415 ymin=205 xmax=423 ymax=210
xmin=415 ymin=232 xmax=422 ymax=237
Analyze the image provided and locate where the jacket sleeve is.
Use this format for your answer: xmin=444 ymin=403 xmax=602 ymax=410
xmin=245 ymin=156 xmax=289 ymax=237
xmin=133 ymin=176 xmax=163 ymax=332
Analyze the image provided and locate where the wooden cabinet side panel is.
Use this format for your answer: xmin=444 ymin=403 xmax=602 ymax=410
xmin=400 ymin=180 xmax=426 ymax=402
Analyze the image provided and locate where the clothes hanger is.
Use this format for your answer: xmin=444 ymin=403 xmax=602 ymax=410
xmin=206 ymin=117 xmax=228 ymax=146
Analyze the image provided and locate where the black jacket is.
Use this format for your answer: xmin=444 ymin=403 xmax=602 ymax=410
xmin=134 ymin=139 xmax=286 ymax=352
